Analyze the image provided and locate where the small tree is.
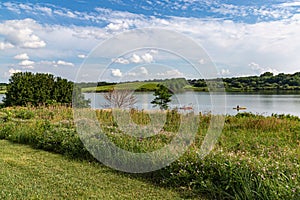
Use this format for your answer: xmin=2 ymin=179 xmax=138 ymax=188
xmin=151 ymin=84 xmax=172 ymax=110
xmin=103 ymin=89 xmax=137 ymax=108
xmin=72 ymin=85 xmax=91 ymax=108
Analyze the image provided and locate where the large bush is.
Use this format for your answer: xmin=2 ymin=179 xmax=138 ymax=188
xmin=3 ymin=72 xmax=89 ymax=107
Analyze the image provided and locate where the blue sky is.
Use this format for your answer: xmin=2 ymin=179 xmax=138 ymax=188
xmin=1 ymin=0 xmax=300 ymax=82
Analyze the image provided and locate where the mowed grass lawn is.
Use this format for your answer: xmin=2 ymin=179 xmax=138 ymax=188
xmin=0 ymin=140 xmax=187 ymax=200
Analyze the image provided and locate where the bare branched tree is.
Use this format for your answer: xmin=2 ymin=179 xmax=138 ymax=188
xmin=103 ymin=89 xmax=137 ymax=108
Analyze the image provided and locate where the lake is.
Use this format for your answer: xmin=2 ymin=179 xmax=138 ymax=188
xmin=84 ymin=92 xmax=300 ymax=117
xmin=0 ymin=92 xmax=299 ymax=117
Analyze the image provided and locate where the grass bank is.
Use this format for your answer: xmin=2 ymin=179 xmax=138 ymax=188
xmin=0 ymin=106 xmax=299 ymax=199
xmin=82 ymin=82 xmax=159 ymax=92
xmin=0 ymin=140 xmax=186 ymax=199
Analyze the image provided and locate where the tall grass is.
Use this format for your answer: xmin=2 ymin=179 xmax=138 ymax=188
xmin=0 ymin=106 xmax=299 ymax=199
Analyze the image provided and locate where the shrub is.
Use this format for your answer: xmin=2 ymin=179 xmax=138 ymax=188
xmin=14 ymin=109 xmax=35 ymax=119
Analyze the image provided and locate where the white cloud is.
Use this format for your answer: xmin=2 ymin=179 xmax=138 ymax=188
xmin=3 ymin=2 xmax=20 ymax=13
xmin=0 ymin=42 xmax=14 ymax=50
xmin=280 ymin=2 xmax=300 ymax=7
xmin=106 ymin=21 xmax=129 ymax=31
xmin=14 ymin=53 xmax=29 ymax=60
xmin=140 ymin=67 xmax=148 ymax=75
xmin=149 ymin=49 xmax=158 ymax=54
xmin=18 ymin=3 xmax=32 ymax=11
xmin=199 ymin=59 xmax=206 ymax=64
xmin=0 ymin=18 xmax=46 ymax=49
xmin=130 ymin=53 xmax=142 ymax=63
xmin=35 ymin=6 xmax=52 ymax=15
xmin=21 ymin=65 xmax=34 ymax=69
xmin=19 ymin=60 xmax=34 ymax=66
xmin=77 ymin=54 xmax=86 ymax=59
xmin=113 ymin=57 xmax=130 ymax=64
xmin=112 ymin=52 xmax=155 ymax=65
xmin=157 ymin=69 xmax=184 ymax=78
xmin=249 ymin=62 xmax=279 ymax=75
xmin=125 ymin=67 xmax=148 ymax=77
xmin=127 ymin=53 xmax=155 ymax=64
xmin=8 ymin=68 xmax=21 ymax=76
xmin=53 ymin=9 xmax=77 ymax=18
xmin=141 ymin=53 xmax=153 ymax=63
xmin=1 ymin=3 xmax=300 ymax=81
xmin=57 ymin=60 xmax=74 ymax=67
xmin=220 ymin=69 xmax=230 ymax=76
xmin=111 ymin=68 xmax=122 ymax=77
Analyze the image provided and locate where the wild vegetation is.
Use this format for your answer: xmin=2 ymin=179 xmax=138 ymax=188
xmin=0 ymin=106 xmax=299 ymax=199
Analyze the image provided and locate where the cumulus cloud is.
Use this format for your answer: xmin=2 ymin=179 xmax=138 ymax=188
xmin=1 ymin=2 xmax=300 ymax=81
xmin=37 ymin=60 xmax=74 ymax=67
xmin=106 ymin=21 xmax=129 ymax=31
xmin=0 ymin=18 xmax=46 ymax=49
xmin=128 ymin=53 xmax=154 ymax=64
xmin=112 ymin=52 xmax=154 ymax=65
xmin=19 ymin=60 xmax=34 ymax=66
xmin=249 ymin=62 xmax=279 ymax=75
xmin=57 ymin=60 xmax=74 ymax=67
xmin=14 ymin=53 xmax=29 ymax=60
xmin=0 ymin=42 xmax=14 ymax=50
xmin=141 ymin=53 xmax=153 ymax=63
xmin=111 ymin=68 xmax=122 ymax=77
xmin=18 ymin=59 xmax=35 ymax=69
xmin=130 ymin=53 xmax=142 ymax=63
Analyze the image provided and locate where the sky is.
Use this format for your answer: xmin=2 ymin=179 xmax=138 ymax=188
xmin=1 ymin=0 xmax=300 ymax=82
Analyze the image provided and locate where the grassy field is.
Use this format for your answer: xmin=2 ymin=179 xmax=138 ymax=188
xmin=0 ymin=140 xmax=188 ymax=199
xmin=82 ymin=82 xmax=159 ymax=92
xmin=0 ymin=106 xmax=299 ymax=199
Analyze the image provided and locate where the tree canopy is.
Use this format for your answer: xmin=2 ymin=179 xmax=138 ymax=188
xmin=4 ymin=72 xmax=89 ymax=107
xmin=151 ymin=84 xmax=172 ymax=110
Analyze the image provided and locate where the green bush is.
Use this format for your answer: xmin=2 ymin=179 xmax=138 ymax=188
xmin=14 ymin=109 xmax=35 ymax=119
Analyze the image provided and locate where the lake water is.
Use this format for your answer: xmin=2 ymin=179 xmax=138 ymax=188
xmin=84 ymin=92 xmax=300 ymax=117
xmin=0 ymin=92 xmax=299 ymax=117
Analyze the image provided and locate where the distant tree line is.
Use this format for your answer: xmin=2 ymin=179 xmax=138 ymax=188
xmin=4 ymin=72 xmax=89 ymax=107
xmin=70 ymin=72 xmax=300 ymax=92
xmin=188 ymin=72 xmax=300 ymax=91
xmin=75 ymin=81 xmax=116 ymax=88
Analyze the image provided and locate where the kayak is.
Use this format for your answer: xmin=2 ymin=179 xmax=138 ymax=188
xmin=233 ymin=107 xmax=247 ymax=110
